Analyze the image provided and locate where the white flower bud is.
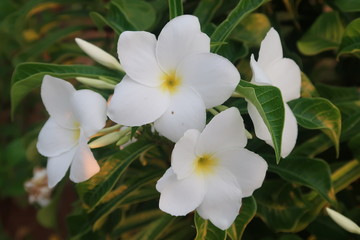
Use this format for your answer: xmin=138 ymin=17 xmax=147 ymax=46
xmin=89 ymin=131 xmax=123 ymax=148
xmin=76 ymin=77 xmax=115 ymax=90
xmin=326 ymin=207 xmax=360 ymax=234
xmin=75 ymin=38 xmax=124 ymax=71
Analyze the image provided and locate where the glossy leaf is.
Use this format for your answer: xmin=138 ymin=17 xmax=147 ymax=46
xmin=300 ymin=72 xmax=319 ymax=98
xmin=10 ymin=63 xmax=122 ymax=117
xmin=168 ymin=0 xmax=183 ymax=19
xmin=288 ymin=97 xmax=341 ymax=156
xmin=316 ymin=83 xmax=360 ymax=103
xmin=76 ymin=141 xmax=155 ymax=209
xmin=338 ymin=18 xmax=360 ymax=59
xmin=235 ymin=81 xmax=285 ymax=163
xmin=211 ymin=0 xmax=267 ymax=53
xmin=227 ymin=197 xmax=257 ymax=240
xmin=194 ymin=0 xmax=223 ymax=26
xmin=297 ymin=12 xmax=344 ymax=55
xmin=136 ymin=214 xmax=175 ymax=240
xmin=333 ymin=0 xmax=360 ymax=12
xmin=194 ymin=212 xmax=227 ymax=240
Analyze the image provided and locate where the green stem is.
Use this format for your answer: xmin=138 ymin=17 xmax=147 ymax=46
xmin=168 ymin=0 xmax=183 ymax=19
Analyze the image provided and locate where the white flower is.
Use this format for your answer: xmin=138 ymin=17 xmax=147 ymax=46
xmin=326 ymin=208 xmax=360 ymax=235
xmin=247 ymin=28 xmax=301 ymax=158
xmin=36 ymin=75 xmax=107 ymax=188
xmin=24 ymin=168 xmax=52 ymax=207
xmin=156 ymin=108 xmax=268 ymax=230
xmin=75 ymin=38 xmax=124 ymax=71
xmin=107 ymin=15 xmax=240 ymax=142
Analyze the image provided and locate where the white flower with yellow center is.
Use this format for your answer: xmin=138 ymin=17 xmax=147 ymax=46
xmin=247 ymin=28 xmax=301 ymax=158
xmin=36 ymin=75 xmax=107 ymax=188
xmin=156 ymin=108 xmax=268 ymax=230
xmin=107 ymin=15 xmax=240 ymax=142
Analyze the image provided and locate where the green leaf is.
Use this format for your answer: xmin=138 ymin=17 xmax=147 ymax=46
xmin=288 ymin=97 xmax=341 ymax=156
xmin=136 ymin=214 xmax=176 ymax=240
xmin=297 ymin=12 xmax=344 ymax=55
xmin=227 ymin=197 xmax=257 ymax=240
xmin=210 ymin=0 xmax=267 ymax=53
xmin=76 ymin=141 xmax=154 ymax=209
xmin=235 ymin=81 xmax=285 ymax=163
xmin=338 ymin=18 xmax=360 ymax=59
xmin=10 ymin=63 xmax=122 ymax=117
xmin=316 ymin=83 xmax=360 ymax=103
xmin=333 ymin=0 xmax=360 ymax=12
xmin=267 ymin=156 xmax=335 ymax=203
xmin=194 ymin=212 xmax=227 ymax=240
xmin=168 ymin=0 xmax=183 ymax=19
xmin=193 ymin=0 xmax=223 ymax=26
xmin=300 ymin=72 xmax=319 ymax=98
xmin=349 ymin=133 xmax=360 ymax=159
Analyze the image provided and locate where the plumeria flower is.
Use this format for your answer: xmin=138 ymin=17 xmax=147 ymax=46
xmin=107 ymin=15 xmax=240 ymax=142
xmin=247 ymin=28 xmax=301 ymax=158
xmin=36 ymin=75 xmax=107 ymax=188
xmin=156 ymin=107 xmax=268 ymax=230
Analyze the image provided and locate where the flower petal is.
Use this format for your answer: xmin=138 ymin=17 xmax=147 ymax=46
xmin=107 ymin=76 xmax=170 ymax=126
xmin=172 ymin=129 xmax=200 ymax=179
xmin=47 ymin=146 xmax=77 ymax=188
xmin=37 ymin=118 xmax=78 ymax=157
xmin=196 ymin=108 xmax=247 ymax=156
xmin=250 ymin=54 xmax=272 ymax=84
xmin=257 ymin=28 xmax=283 ymax=67
xmin=196 ymin=168 xmax=242 ymax=230
xmin=118 ymin=31 xmax=163 ymax=87
xmin=214 ymin=148 xmax=267 ymax=197
xmin=264 ymin=58 xmax=301 ymax=102
xmin=41 ymin=75 xmax=76 ymax=128
xmin=156 ymin=15 xmax=210 ymax=72
xmin=71 ymin=89 xmax=107 ymax=137
xmin=156 ymin=168 xmax=205 ymax=216
xmin=247 ymin=102 xmax=298 ymax=158
xmin=69 ymin=135 xmax=100 ymax=183
xmin=154 ymin=87 xmax=206 ymax=142
xmin=177 ymin=53 xmax=240 ymax=108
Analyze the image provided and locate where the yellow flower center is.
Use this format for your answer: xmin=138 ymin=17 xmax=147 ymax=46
xmin=160 ymin=71 xmax=181 ymax=94
xmin=194 ymin=154 xmax=218 ymax=175
xmin=73 ymin=122 xmax=81 ymax=141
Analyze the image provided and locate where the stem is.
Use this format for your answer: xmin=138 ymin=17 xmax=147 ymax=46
xmin=207 ymin=108 xmax=219 ymax=116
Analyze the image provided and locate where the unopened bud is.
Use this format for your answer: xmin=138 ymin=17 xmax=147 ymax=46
xmin=75 ymin=38 xmax=124 ymax=71
xmin=326 ymin=207 xmax=360 ymax=235
xmin=76 ymin=77 xmax=115 ymax=90
xmin=116 ymin=134 xmax=131 ymax=146
xmin=89 ymin=131 xmax=123 ymax=148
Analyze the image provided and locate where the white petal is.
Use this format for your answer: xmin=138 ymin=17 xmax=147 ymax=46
xmin=107 ymin=76 xmax=170 ymax=126
xmin=154 ymin=87 xmax=206 ymax=142
xmin=71 ymin=89 xmax=107 ymax=137
xmin=326 ymin=208 xmax=360 ymax=235
xmin=156 ymin=15 xmax=210 ymax=72
xmin=264 ymin=58 xmax=301 ymax=102
xmin=157 ymin=168 xmax=205 ymax=216
xmin=172 ymin=129 xmax=200 ymax=179
xmin=214 ymin=148 xmax=268 ymax=197
xmin=177 ymin=53 xmax=240 ymax=108
xmin=41 ymin=75 xmax=76 ymax=128
xmin=196 ymin=108 xmax=247 ymax=156
xmin=196 ymin=168 xmax=242 ymax=230
xmin=37 ymin=118 xmax=78 ymax=157
xmin=47 ymin=146 xmax=77 ymax=188
xmin=257 ymin=28 xmax=283 ymax=67
xmin=247 ymin=102 xmax=298 ymax=158
xmin=118 ymin=31 xmax=163 ymax=87
xmin=250 ymin=54 xmax=272 ymax=85
xmin=69 ymin=135 xmax=100 ymax=183
xmin=75 ymin=38 xmax=123 ymax=71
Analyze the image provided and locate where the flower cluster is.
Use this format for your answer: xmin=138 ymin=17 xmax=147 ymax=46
xmin=36 ymin=15 xmax=300 ymax=230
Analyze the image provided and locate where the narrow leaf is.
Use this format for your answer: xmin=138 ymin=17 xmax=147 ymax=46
xmin=168 ymin=0 xmax=183 ymax=19
xmin=194 ymin=0 xmax=223 ymax=26
xmin=136 ymin=214 xmax=175 ymax=240
xmin=194 ymin=212 xmax=227 ymax=240
xmin=338 ymin=18 xmax=360 ymax=59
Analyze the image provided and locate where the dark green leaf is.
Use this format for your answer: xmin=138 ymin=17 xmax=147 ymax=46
xmin=316 ymin=83 xmax=360 ymax=103
xmin=194 ymin=212 xmax=227 ymax=240
xmin=136 ymin=214 xmax=175 ymax=240
xmin=333 ymin=0 xmax=360 ymax=12
xmin=168 ymin=0 xmax=183 ymax=19
xmin=235 ymin=81 xmax=285 ymax=163
xmin=300 ymin=72 xmax=319 ymax=98
xmin=338 ymin=18 xmax=360 ymax=59
xmin=288 ymin=97 xmax=341 ymax=156
xmin=194 ymin=0 xmax=223 ymax=26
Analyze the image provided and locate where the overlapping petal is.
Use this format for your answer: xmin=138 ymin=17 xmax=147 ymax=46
xmin=250 ymin=54 xmax=272 ymax=84
xmin=69 ymin=135 xmax=100 ymax=183
xmin=247 ymin=102 xmax=272 ymax=142
xmin=37 ymin=118 xmax=78 ymax=157
xmin=41 ymin=75 xmax=76 ymax=128
xmin=196 ymin=108 xmax=247 ymax=156
xmin=257 ymin=27 xmax=283 ymax=67
xmin=108 ymin=76 xmax=170 ymax=126
xmin=72 ymin=89 xmax=107 ymax=137
xmin=154 ymin=87 xmax=206 ymax=142
xmin=172 ymin=129 xmax=200 ymax=179
xmin=214 ymin=148 xmax=267 ymax=197
xmin=47 ymin=146 xmax=77 ymax=188
xmin=157 ymin=168 xmax=205 ymax=216
xmin=177 ymin=53 xmax=240 ymax=108
xmin=196 ymin=168 xmax=242 ymax=230
xmin=156 ymin=15 xmax=210 ymax=73
xmin=118 ymin=31 xmax=163 ymax=87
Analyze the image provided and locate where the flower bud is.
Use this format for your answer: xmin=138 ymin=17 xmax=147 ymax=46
xmin=76 ymin=77 xmax=115 ymax=90
xmin=75 ymin=38 xmax=124 ymax=71
xmin=326 ymin=207 xmax=360 ymax=234
xmin=89 ymin=131 xmax=123 ymax=148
